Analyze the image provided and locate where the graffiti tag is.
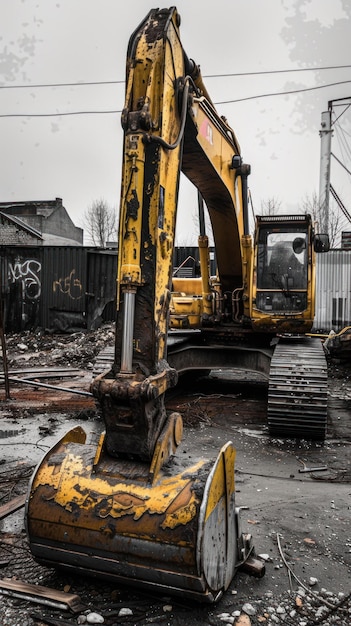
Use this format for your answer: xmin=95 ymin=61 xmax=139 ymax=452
xmin=8 ymin=259 xmax=42 ymax=300
xmin=53 ymin=269 xmax=83 ymax=300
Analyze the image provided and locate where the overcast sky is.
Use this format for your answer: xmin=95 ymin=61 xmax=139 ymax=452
xmin=1 ymin=0 xmax=351 ymax=244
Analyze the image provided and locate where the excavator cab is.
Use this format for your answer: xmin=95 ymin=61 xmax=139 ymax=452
xmin=251 ymin=215 xmax=329 ymax=334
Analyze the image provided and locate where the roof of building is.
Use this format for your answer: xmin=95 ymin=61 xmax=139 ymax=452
xmin=0 ymin=198 xmax=62 ymax=216
xmin=41 ymin=233 xmax=83 ymax=246
xmin=0 ymin=211 xmax=43 ymax=239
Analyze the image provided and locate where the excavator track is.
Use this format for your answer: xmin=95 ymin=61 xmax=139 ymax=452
xmin=267 ymin=337 xmax=328 ymax=440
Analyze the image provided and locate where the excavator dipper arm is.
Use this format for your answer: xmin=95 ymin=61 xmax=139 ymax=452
xmin=90 ymin=7 xmax=188 ymax=464
xmin=90 ymin=6 xmax=249 ymax=464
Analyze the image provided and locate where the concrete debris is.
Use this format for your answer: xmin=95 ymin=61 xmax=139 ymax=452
xmin=315 ymin=605 xmax=328 ymax=619
xmin=86 ymin=612 xmax=104 ymax=624
xmin=276 ymin=605 xmax=286 ymax=614
xmin=218 ymin=612 xmax=231 ymax=619
xmin=242 ymin=602 xmax=256 ymax=616
xmin=219 ymin=615 xmax=235 ymax=624
xmin=258 ymin=553 xmax=272 ymax=562
xmin=118 ymin=607 xmax=133 ymax=616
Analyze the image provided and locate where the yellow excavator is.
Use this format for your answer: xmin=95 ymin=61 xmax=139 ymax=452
xmin=26 ymin=7 xmax=329 ymax=602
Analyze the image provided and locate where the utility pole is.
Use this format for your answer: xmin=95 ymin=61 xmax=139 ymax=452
xmin=318 ymin=103 xmax=332 ymax=234
xmin=319 ymin=97 xmax=351 ymax=236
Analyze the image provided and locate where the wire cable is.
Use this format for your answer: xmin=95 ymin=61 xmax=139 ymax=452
xmin=276 ymin=533 xmax=347 ymax=613
xmin=216 ymin=80 xmax=351 ymax=104
xmin=0 ymin=80 xmax=125 ymax=90
xmin=0 ymin=109 xmax=121 ymax=118
xmin=1 ymin=80 xmax=351 ymax=119
xmin=1 ymin=64 xmax=350 ymax=90
xmin=332 ymin=151 xmax=351 ymax=178
xmin=204 ymin=64 xmax=351 ymax=78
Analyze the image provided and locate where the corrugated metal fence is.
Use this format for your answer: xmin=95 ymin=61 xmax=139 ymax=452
xmin=1 ymin=246 xmax=350 ymax=333
xmin=0 ymin=246 xmax=117 ymax=332
xmin=314 ymin=250 xmax=351 ymax=332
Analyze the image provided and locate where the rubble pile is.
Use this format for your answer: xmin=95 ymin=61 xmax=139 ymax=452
xmin=327 ymin=357 xmax=351 ymax=400
xmin=1 ymin=566 xmax=350 ymax=626
xmin=2 ymin=323 xmax=115 ymax=370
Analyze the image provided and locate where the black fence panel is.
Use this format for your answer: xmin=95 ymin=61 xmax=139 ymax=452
xmin=0 ymin=246 xmax=117 ymax=333
xmin=1 ymin=246 xmax=43 ymax=331
xmin=173 ymin=246 xmax=216 ymax=276
xmin=42 ymin=247 xmax=88 ymax=332
xmin=86 ymin=249 xmax=117 ymax=329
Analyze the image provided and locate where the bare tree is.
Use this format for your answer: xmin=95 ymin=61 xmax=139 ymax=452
xmin=81 ymin=199 xmax=117 ymax=247
xmin=299 ymin=191 xmax=341 ymax=248
xmin=260 ymin=197 xmax=282 ymax=216
xmin=190 ymin=207 xmax=214 ymax=246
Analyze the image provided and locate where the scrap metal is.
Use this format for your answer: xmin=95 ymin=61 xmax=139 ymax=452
xmin=0 ymin=579 xmax=85 ymax=613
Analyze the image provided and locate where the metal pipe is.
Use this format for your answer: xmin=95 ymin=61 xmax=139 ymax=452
xmin=240 ymin=164 xmax=251 ymax=236
xmin=198 ymin=190 xmax=206 ymax=237
xmin=121 ymin=289 xmax=136 ymax=373
xmin=0 ymin=375 xmax=93 ymax=396
xmin=318 ymin=108 xmax=332 ymax=233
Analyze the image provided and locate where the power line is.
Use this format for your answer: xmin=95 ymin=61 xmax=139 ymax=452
xmin=216 ymin=80 xmax=351 ymax=104
xmin=0 ymin=80 xmax=125 ymax=90
xmin=204 ymin=64 xmax=351 ymax=79
xmin=330 ymin=184 xmax=351 ymax=224
xmin=0 ymin=64 xmax=350 ymax=90
xmin=332 ymin=152 xmax=351 ymax=178
xmin=334 ymin=123 xmax=351 ymax=167
xmin=0 ymin=110 xmax=120 ymax=118
xmin=1 ymin=80 xmax=351 ymax=119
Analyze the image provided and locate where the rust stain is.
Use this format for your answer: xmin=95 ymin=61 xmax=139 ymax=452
xmin=1 ymin=371 xmax=96 ymax=413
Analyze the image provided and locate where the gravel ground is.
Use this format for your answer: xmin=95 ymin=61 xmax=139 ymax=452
xmin=0 ymin=327 xmax=350 ymax=626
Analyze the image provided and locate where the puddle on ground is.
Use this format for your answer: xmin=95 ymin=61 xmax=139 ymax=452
xmin=0 ymin=413 xmax=102 ymax=465
xmin=0 ymin=413 xmax=103 ymax=534
xmin=0 ymin=509 xmax=24 ymax=533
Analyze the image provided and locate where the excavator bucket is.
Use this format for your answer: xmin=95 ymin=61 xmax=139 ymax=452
xmin=25 ymin=427 xmax=258 ymax=603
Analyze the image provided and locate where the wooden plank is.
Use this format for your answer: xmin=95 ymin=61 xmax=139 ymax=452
xmin=0 ymin=494 xmax=26 ymax=520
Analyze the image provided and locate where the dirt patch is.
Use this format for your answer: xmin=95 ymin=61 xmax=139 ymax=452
xmin=0 ymin=329 xmax=350 ymax=625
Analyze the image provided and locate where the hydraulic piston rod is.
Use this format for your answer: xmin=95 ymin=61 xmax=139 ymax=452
xmin=121 ymin=289 xmax=135 ymax=373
